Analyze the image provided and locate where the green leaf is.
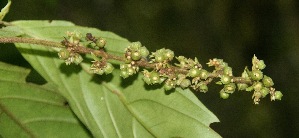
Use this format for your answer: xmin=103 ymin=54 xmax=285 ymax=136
xmin=0 ymin=61 xmax=91 ymax=138
xmin=0 ymin=26 xmax=24 ymax=37
xmin=0 ymin=0 xmax=11 ymax=21
xmin=9 ymin=20 xmax=220 ymax=137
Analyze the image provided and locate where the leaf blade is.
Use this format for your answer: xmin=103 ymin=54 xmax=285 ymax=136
xmin=0 ymin=0 xmax=11 ymax=21
xmin=0 ymin=62 xmax=91 ymax=138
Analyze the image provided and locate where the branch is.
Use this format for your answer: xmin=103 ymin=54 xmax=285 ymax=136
xmin=0 ymin=37 xmax=64 ymax=48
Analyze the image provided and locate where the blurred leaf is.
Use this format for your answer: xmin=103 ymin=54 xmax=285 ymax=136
xmin=7 ymin=20 xmax=220 ymax=137
xmin=0 ymin=26 xmax=24 ymax=37
xmin=0 ymin=61 xmax=91 ymax=138
xmin=0 ymin=0 xmax=11 ymax=21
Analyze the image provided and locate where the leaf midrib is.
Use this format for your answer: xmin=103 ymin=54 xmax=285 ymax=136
xmin=102 ymin=82 xmax=158 ymax=137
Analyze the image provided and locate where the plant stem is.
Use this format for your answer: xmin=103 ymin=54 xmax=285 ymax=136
xmin=0 ymin=37 xmax=64 ymax=48
xmin=0 ymin=36 xmax=252 ymax=85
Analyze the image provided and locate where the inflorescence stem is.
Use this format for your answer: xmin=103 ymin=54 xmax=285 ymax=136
xmin=0 ymin=37 xmax=64 ymax=48
xmin=0 ymin=36 xmax=251 ymax=85
xmin=0 ymin=34 xmax=282 ymax=104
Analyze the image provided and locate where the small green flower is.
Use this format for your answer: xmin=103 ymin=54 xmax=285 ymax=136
xmin=154 ymin=54 xmax=165 ymax=63
xmin=164 ymin=79 xmax=176 ymax=91
xmin=164 ymin=49 xmax=174 ymax=61
xmin=95 ymin=37 xmax=106 ymax=48
xmin=199 ymin=69 xmax=209 ymax=80
xmin=274 ymin=91 xmax=283 ymax=100
xmin=237 ymin=83 xmax=248 ymax=91
xmin=253 ymin=82 xmax=263 ymax=91
xmin=127 ymin=67 xmax=135 ymax=75
xmin=223 ymin=83 xmax=236 ymax=93
xmin=120 ymin=70 xmax=129 ymax=78
xmin=73 ymin=53 xmax=83 ymax=65
xmin=223 ymin=66 xmax=232 ymax=76
xmin=262 ymin=75 xmax=274 ymax=87
xmin=131 ymin=51 xmax=142 ymax=61
xmin=130 ymin=42 xmax=142 ymax=50
xmin=104 ymin=63 xmax=114 ymax=74
xmin=221 ymin=75 xmax=231 ymax=84
xmin=188 ymin=68 xmax=200 ymax=78
xmin=94 ymin=68 xmax=105 ymax=75
xmin=140 ymin=47 xmax=149 ymax=58
xmin=180 ymin=79 xmax=191 ymax=89
xmin=260 ymin=87 xmax=270 ymax=98
xmin=164 ymin=84 xmax=174 ymax=91
xmin=250 ymin=70 xmax=263 ymax=81
xmin=257 ymin=60 xmax=266 ymax=70
xmin=220 ymin=91 xmax=229 ymax=99
xmin=199 ymin=84 xmax=208 ymax=93
xmin=143 ymin=76 xmax=151 ymax=85
xmin=150 ymin=71 xmax=160 ymax=84
xmin=58 ymin=49 xmax=70 ymax=60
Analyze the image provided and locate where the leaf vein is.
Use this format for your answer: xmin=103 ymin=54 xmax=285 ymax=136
xmin=128 ymin=98 xmax=207 ymax=127
xmin=104 ymin=89 xmax=122 ymax=138
xmin=0 ymin=96 xmax=64 ymax=107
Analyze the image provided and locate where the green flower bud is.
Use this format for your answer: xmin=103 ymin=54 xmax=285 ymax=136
xmin=224 ymin=83 xmax=236 ymax=93
xmin=58 ymin=49 xmax=70 ymax=60
xmin=73 ymin=54 xmax=83 ymax=65
xmin=245 ymin=86 xmax=254 ymax=92
xmin=199 ymin=84 xmax=208 ymax=93
xmin=253 ymin=82 xmax=263 ymax=91
xmin=274 ymin=91 xmax=283 ymax=100
xmin=120 ymin=70 xmax=129 ymax=78
xmin=124 ymin=58 xmax=132 ymax=64
xmin=199 ymin=69 xmax=209 ymax=80
xmin=94 ymin=68 xmax=104 ymax=75
xmin=164 ymin=80 xmax=175 ymax=91
xmin=155 ymin=54 xmax=165 ymax=63
xmin=164 ymin=84 xmax=174 ymax=91
xmin=220 ymin=92 xmax=229 ymax=99
xmin=262 ymin=75 xmax=274 ymax=87
xmin=95 ymin=38 xmax=106 ymax=48
xmin=237 ymin=83 xmax=248 ymax=91
xmin=257 ymin=60 xmax=266 ymax=70
xmin=159 ymin=77 xmax=166 ymax=84
xmin=127 ymin=67 xmax=135 ymax=75
xmin=140 ymin=47 xmax=149 ymax=58
xmin=131 ymin=51 xmax=142 ymax=61
xmin=130 ymin=42 xmax=142 ymax=50
xmin=241 ymin=69 xmax=250 ymax=79
xmin=164 ymin=49 xmax=174 ymax=61
xmin=260 ymin=87 xmax=270 ymax=98
xmin=221 ymin=75 xmax=231 ymax=84
xmin=180 ymin=79 xmax=191 ymax=89
xmin=250 ymin=70 xmax=263 ymax=81
xmin=223 ymin=66 xmax=232 ymax=76
xmin=254 ymin=91 xmax=262 ymax=99
xmin=188 ymin=68 xmax=200 ymax=78
xmin=143 ymin=76 xmax=151 ymax=85
xmin=104 ymin=63 xmax=114 ymax=74
xmin=150 ymin=71 xmax=160 ymax=84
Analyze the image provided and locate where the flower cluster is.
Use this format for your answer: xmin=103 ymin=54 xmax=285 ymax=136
xmin=59 ymin=32 xmax=283 ymax=104
xmin=241 ymin=55 xmax=283 ymax=104
xmin=90 ymin=58 xmax=114 ymax=75
xmin=58 ymin=31 xmax=84 ymax=65
xmin=120 ymin=42 xmax=149 ymax=78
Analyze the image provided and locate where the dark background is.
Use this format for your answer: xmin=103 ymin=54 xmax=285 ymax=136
xmin=1 ymin=0 xmax=298 ymax=137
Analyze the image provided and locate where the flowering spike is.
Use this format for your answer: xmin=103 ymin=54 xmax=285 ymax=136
xmin=57 ymin=32 xmax=283 ymax=104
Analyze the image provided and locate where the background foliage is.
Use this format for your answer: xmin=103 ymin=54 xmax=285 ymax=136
xmin=0 ymin=0 xmax=298 ymax=137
